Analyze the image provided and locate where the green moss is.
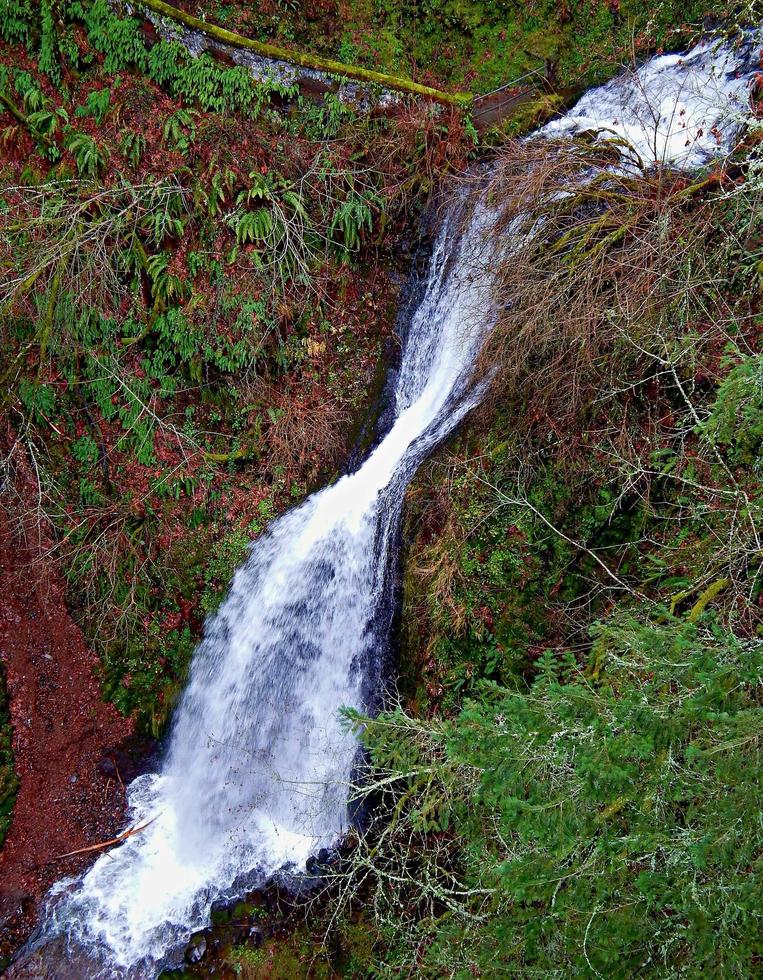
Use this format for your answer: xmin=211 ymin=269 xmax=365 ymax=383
xmin=483 ymin=92 xmax=563 ymax=140
xmin=702 ymin=353 xmax=763 ymax=469
xmin=199 ymin=525 xmax=253 ymax=616
xmin=228 ymin=931 xmax=332 ymax=979
xmin=208 ymin=0 xmax=731 ymax=94
xmin=139 ymin=0 xmax=472 ymax=105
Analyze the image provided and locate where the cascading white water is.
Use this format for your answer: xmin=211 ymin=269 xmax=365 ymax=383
xmin=33 ymin=30 xmax=761 ymax=978
xmin=40 ymin=187 xmax=495 ymax=976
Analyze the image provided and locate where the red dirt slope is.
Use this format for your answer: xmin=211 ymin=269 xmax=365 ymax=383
xmin=0 ymin=513 xmax=133 ymax=960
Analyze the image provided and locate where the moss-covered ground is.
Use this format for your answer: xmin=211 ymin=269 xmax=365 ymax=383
xmin=190 ymin=0 xmax=721 ymax=93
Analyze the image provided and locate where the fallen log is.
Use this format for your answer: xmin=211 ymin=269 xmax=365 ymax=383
xmin=137 ymin=0 xmax=472 ymax=107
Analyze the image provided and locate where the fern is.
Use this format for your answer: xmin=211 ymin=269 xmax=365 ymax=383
xmin=162 ymin=107 xmax=198 ymax=154
xmin=305 ymin=91 xmax=356 ymax=140
xmin=72 ymin=433 xmax=100 ymax=467
xmin=76 ymin=1 xmax=274 ymax=116
xmin=0 ymin=0 xmax=32 ymax=44
xmin=64 ymin=131 xmax=110 ymax=176
xmin=27 ymin=105 xmax=68 ymax=140
xmin=38 ymin=0 xmax=61 ymax=82
xmin=74 ymin=87 xmax=112 ymax=125
xmin=329 ymin=191 xmax=375 ymax=255
xmin=75 ymin=0 xmax=150 ymax=75
xmin=234 ymin=208 xmax=274 ymax=244
xmin=238 ymin=171 xmax=276 ymax=205
xmin=120 ymin=130 xmax=146 ymax=167
xmin=204 ymin=167 xmax=236 ymax=217
xmin=140 ymin=184 xmax=187 ymax=244
xmin=148 ymin=41 xmax=265 ymax=116
xmin=2 ymin=70 xmax=65 ymax=158
xmin=13 ymin=71 xmax=45 ymax=111
xmin=79 ymin=476 xmax=104 ymax=506
xmin=144 ymin=251 xmax=189 ymax=304
xmin=152 ymin=307 xmax=202 ymax=366
xmin=18 ymin=378 xmax=57 ymax=424
xmin=7 ymin=0 xmax=282 ymax=128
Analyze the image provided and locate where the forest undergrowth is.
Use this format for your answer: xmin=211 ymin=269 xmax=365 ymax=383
xmin=0 ymin=0 xmax=473 ymax=742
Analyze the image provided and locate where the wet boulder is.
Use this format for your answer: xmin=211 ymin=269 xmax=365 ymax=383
xmin=184 ymin=933 xmax=208 ymax=965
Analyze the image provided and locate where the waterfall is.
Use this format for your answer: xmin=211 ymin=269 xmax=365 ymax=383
xmin=29 ymin=31 xmax=761 ymax=978
xmin=38 ymin=186 xmax=495 ymax=976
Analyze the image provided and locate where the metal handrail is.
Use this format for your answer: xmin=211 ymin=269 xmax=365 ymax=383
xmin=473 ymin=70 xmax=540 ymax=102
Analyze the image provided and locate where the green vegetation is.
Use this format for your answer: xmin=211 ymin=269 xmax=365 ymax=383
xmin=192 ymin=0 xmax=730 ymax=94
xmin=341 ymin=619 xmax=762 ymax=975
xmin=0 ymin=0 xmax=473 ymax=731
xmin=138 ymin=0 xmax=471 ymax=105
xmin=323 ymin=111 xmax=763 ymax=977
xmin=229 ymin=932 xmax=334 ymax=979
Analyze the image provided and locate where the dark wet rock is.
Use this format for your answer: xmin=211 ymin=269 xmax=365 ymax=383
xmin=209 ymin=46 xmax=235 ymax=67
xmin=226 ymin=924 xmax=251 ymax=947
xmin=305 ymin=847 xmax=336 ymax=877
xmin=185 ymin=934 xmax=208 ymax=964
xmin=97 ymin=734 xmax=158 ymax=785
xmin=245 ymin=886 xmax=268 ymax=907
xmin=305 ymin=854 xmax=321 ymax=875
xmin=96 ymin=756 xmax=118 ymax=779
xmin=5 ymin=935 xmax=103 ymax=978
xmin=247 ymin=925 xmax=265 ymax=946
xmin=209 ymin=899 xmax=231 ymax=926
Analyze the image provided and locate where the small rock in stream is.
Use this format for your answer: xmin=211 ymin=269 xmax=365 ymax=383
xmin=185 ymin=936 xmax=207 ymax=964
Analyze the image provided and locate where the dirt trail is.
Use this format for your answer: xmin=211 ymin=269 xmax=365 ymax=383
xmin=0 ymin=512 xmax=133 ymax=961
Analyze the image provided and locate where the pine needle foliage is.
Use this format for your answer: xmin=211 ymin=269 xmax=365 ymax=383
xmin=341 ymin=618 xmax=762 ymax=977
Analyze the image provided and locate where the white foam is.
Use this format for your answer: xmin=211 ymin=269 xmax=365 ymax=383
xmin=543 ymin=37 xmax=759 ymax=169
